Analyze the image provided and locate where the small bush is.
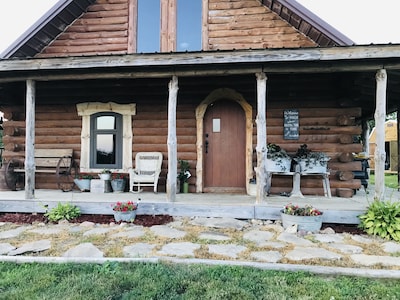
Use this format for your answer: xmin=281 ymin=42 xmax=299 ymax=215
xmin=358 ymin=200 xmax=400 ymax=241
xmin=45 ymin=202 xmax=81 ymax=222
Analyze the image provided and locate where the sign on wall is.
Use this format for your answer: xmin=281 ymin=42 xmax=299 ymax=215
xmin=283 ymin=109 xmax=299 ymax=140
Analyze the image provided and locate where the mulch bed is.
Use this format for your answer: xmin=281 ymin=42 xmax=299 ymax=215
xmin=0 ymin=213 xmax=173 ymax=227
xmin=0 ymin=212 xmax=364 ymax=233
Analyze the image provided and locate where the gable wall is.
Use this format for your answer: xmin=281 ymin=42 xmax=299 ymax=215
xmin=37 ymin=0 xmax=317 ymax=57
xmin=207 ymin=0 xmax=316 ymax=50
xmin=38 ymin=0 xmax=129 ymax=57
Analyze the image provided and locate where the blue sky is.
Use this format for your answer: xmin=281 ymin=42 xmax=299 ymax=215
xmin=0 ymin=0 xmax=399 ymax=54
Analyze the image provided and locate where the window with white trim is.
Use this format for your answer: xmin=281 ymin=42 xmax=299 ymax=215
xmin=76 ymin=102 xmax=136 ymax=173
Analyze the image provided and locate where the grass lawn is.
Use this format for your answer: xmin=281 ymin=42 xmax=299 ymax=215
xmin=369 ymin=173 xmax=399 ymax=189
xmin=1 ymin=262 xmax=399 ymax=299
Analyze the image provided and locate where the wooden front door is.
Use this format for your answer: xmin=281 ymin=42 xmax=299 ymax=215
xmin=203 ymin=100 xmax=246 ymax=193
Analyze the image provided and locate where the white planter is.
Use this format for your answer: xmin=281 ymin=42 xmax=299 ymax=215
xmin=113 ymin=211 xmax=137 ymax=222
xmin=266 ymin=157 xmax=292 ymax=172
xmin=281 ymin=211 xmax=323 ymax=232
xmin=74 ymin=179 xmax=91 ymax=192
xmin=99 ymin=173 xmax=111 ymax=180
xmin=297 ymin=158 xmax=329 ymax=173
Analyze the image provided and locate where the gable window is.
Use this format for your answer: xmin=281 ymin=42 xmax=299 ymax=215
xmin=77 ymin=102 xmax=136 ymax=173
xmin=90 ymin=113 xmax=122 ymax=169
xmin=135 ymin=0 xmax=202 ymax=53
xmin=137 ymin=0 xmax=161 ymax=52
xmin=177 ymin=0 xmax=202 ymax=51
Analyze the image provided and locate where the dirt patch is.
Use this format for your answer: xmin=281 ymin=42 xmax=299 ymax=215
xmin=0 ymin=213 xmax=173 ymax=227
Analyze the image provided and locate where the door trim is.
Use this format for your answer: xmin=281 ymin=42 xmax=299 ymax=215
xmin=195 ymin=88 xmax=253 ymax=193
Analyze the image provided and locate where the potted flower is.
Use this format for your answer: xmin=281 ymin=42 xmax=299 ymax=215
xmin=293 ymin=144 xmax=330 ymax=173
xmin=98 ymin=169 xmax=112 ymax=180
xmin=73 ymin=173 xmax=93 ymax=192
xmin=112 ymin=200 xmax=138 ymax=222
xmin=177 ymin=159 xmax=191 ymax=193
xmin=266 ymin=143 xmax=292 ymax=172
xmin=111 ymin=173 xmax=127 ymax=193
xmin=281 ymin=203 xmax=323 ymax=232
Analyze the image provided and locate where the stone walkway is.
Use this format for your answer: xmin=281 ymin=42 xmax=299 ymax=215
xmin=1 ymin=217 xmax=400 ymax=278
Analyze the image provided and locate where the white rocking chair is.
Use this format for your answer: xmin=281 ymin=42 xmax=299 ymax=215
xmin=129 ymin=152 xmax=163 ymax=193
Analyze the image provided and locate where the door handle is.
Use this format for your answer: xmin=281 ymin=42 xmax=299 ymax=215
xmin=205 ymin=140 xmax=209 ymax=153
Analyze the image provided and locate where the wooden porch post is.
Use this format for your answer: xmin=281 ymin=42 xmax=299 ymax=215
xmin=255 ymin=72 xmax=267 ymax=204
xmin=361 ymin=120 xmax=370 ymax=155
xmin=167 ymin=76 xmax=178 ymax=202
xmin=397 ymin=106 xmax=400 ymax=191
xmin=25 ymin=79 xmax=35 ymax=199
xmin=374 ymin=69 xmax=387 ymax=201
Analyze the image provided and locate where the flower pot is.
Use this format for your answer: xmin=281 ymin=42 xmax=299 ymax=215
xmin=99 ymin=173 xmax=111 ymax=180
xmin=111 ymin=179 xmax=126 ymax=193
xmin=266 ymin=157 xmax=291 ymax=172
xmin=182 ymin=182 xmax=189 ymax=193
xmin=280 ymin=211 xmax=323 ymax=232
xmin=113 ymin=210 xmax=137 ymax=222
xmin=73 ymin=179 xmax=91 ymax=192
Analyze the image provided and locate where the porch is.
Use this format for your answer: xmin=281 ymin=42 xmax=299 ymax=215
xmin=0 ymin=187 xmax=379 ymax=224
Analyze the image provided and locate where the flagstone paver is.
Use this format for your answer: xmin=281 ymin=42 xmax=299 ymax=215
xmin=251 ymin=251 xmax=283 ymax=263
xmin=123 ymin=243 xmax=156 ymax=257
xmin=63 ymin=242 xmax=103 ymax=258
xmin=8 ymin=240 xmax=51 ymax=256
xmin=158 ymin=242 xmax=200 ymax=257
xmin=0 ymin=243 xmax=16 ymax=255
xmin=208 ymin=244 xmax=247 ymax=259
xmin=243 ymin=230 xmax=275 ymax=246
xmin=285 ymin=246 xmax=342 ymax=261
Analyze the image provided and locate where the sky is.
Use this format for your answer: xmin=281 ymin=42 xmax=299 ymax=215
xmin=0 ymin=0 xmax=400 ymax=55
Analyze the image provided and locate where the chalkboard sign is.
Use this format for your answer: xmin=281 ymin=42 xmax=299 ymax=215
xmin=283 ymin=109 xmax=299 ymax=140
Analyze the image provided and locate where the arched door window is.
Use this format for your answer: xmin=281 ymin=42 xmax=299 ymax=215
xmin=90 ymin=112 xmax=122 ymax=169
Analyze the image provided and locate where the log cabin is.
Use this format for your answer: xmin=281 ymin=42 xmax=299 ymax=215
xmin=0 ymin=0 xmax=399 ymax=204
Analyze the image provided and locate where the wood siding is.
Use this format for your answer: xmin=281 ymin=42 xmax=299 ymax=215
xmin=256 ymin=106 xmax=363 ymax=196
xmin=207 ymin=0 xmax=316 ymax=50
xmin=37 ymin=0 xmax=316 ymax=57
xmin=38 ymin=0 xmax=129 ymax=57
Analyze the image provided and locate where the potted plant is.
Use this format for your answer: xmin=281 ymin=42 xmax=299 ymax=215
xmin=266 ymin=143 xmax=292 ymax=172
xmin=281 ymin=203 xmax=323 ymax=232
xmin=293 ymin=144 xmax=330 ymax=173
xmin=111 ymin=173 xmax=127 ymax=193
xmin=73 ymin=173 xmax=93 ymax=192
xmin=177 ymin=159 xmax=191 ymax=193
xmin=111 ymin=200 xmax=138 ymax=222
xmin=98 ymin=169 xmax=112 ymax=180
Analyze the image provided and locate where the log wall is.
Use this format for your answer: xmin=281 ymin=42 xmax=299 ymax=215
xmin=1 ymin=102 xmax=198 ymax=191
xmin=36 ymin=0 xmax=316 ymax=57
xmin=38 ymin=0 xmax=129 ymax=57
xmin=254 ymin=106 xmax=363 ymax=196
xmin=207 ymin=0 xmax=316 ymax=50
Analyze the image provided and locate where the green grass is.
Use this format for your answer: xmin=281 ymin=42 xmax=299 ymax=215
xmin=1 ymin=262 xmax=400 ymax=299
xmin=369 ymin=173 xmax=399 ymax=189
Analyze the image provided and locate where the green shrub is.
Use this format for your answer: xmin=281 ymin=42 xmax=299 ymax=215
xmin=45 ymin=202 xmax=81 ymax=222
xmin=358 ymin=200 xmax=400 ymax=241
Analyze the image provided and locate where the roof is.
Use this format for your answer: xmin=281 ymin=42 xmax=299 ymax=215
xmin=0 ymin=0 xmax=353 ymax=59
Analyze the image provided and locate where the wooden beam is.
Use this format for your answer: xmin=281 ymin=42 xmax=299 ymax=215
xmin=127 ymin=0 xmax=137 ymax=54
xmin=25 ymin=80 xmax=35 ymax=200
xmin=255 ymin=72 xmax=267 ymax=203
xmin=167 ymin=76 xmax=178 ymax=201
xmin=374 ymin=69 xmax=387 ymax=201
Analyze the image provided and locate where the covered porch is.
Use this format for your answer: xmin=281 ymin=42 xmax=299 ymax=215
xmin=0 ymin=187 xmax=375 ymax=224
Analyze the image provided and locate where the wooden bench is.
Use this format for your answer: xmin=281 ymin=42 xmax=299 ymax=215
xmin=5 ymin=149 xmax=77 ymax=191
